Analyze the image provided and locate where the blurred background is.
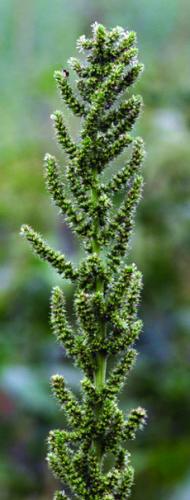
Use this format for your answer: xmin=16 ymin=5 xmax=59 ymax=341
xmin=0 ymin=0 xmax=190 ymax=498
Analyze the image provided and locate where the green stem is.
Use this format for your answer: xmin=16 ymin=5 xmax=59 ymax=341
xmin=94 ymin=352 xmax=107 ymax=389
xmin=91 ymin=176 xmax=107 ymax=466
xmin=93 ymin=353 xmax=107 ymax=464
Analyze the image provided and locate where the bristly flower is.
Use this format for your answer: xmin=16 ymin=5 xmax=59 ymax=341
xmin=21 ymin=22 xmax=147 ymax=499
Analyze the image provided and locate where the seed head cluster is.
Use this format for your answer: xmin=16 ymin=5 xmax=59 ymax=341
xmin=21 ymin=22 xmax=147 ymax=499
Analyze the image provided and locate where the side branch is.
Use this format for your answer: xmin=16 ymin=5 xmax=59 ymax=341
xmin=51 ymin=111 xmax=77 ymax=159
xmin=103 ymin=349 xmax=137 ymax=398
xmin=51 ymin=286 xmax=76 ymax=357
xmin=83 ymin=63 xmax=143 ymax=136
xmin=54 ymin=70 xmax=86 ymax=117
xmin=51 ymin=374 xmax=82 ymax=427
xmin=106 ymin=175 xmax=144 ymax=270
xmin=104 ymin=137 xmax=145 ymax=195
xmin=99 ymin=95 xmax=143 ymax=133
xmin=44 ymin=154 xmax=91 ymax=237
xmin=20 ymin=224 xmax=77 ymax=280
xmin=124 ymin=407 xmax=147 ymax=440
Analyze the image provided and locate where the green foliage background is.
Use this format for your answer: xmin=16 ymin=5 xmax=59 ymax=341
xmin=0 ymin=1 xmax=190 ymax=498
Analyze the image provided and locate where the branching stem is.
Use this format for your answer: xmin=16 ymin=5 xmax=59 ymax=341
xmin=91 ymin=170 xmax=108 ymax=465
xmin=22 ymin=22 xmax=147 ymax=499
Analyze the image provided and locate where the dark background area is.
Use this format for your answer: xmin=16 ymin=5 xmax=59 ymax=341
xmin=0 ymin=0 xmax=190 ymax=498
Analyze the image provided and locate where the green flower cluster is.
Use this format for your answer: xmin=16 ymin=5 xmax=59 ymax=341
xmin=21 ymin=22 xmax=147 ymax=499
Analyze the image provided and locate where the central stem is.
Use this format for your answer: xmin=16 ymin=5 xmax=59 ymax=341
xmin=91 ymin=175 xmax=107 ymax=466
xmin=94 ymin=352 xmax=107 ymax=389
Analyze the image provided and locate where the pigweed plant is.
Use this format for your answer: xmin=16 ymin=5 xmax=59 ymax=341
xmin=21 ymin=22 xmax=147 ymax=499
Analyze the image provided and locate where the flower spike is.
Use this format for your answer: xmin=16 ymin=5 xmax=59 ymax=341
xmin=21 ymin=21 xmax=146 ymax=499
